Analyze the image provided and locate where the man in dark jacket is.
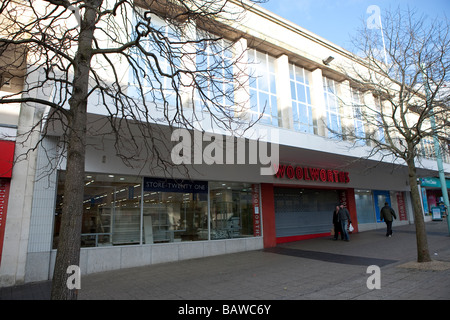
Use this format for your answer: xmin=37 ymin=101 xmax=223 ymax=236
xmin=338 ymin=204 xmax=351 ymax=241
xmin=332 ymin=205 xmax=343 ymax=240
xmin=380 ymin=202 xmax=397 ymax=237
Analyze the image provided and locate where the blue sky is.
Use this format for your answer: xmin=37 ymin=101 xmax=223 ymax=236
xmin=259 ymin=0 xmax=450 ymax=51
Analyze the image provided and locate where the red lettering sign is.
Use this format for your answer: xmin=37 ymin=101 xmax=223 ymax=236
xmin=275 ymin=165 xmax=286 ymax=178
xmin=396 ymin=192 xmax=407 ymax=221
xmin=286 ymin=166 xmax=294 ymax=179
xmin=274 ymin=165 xmax=350 ymax=184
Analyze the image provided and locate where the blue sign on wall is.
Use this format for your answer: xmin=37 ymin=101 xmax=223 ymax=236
xmin=143 ymin=177 xmax=208 ymax=194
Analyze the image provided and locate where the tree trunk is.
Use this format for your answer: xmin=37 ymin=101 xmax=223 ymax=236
xmin=406 ymin=157 xmax=432 ymax=263
xmin=51 ymin=1 xmax=101 ymax=300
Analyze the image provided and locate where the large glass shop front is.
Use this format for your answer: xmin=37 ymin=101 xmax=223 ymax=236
xmin=52 ymin=172 xmax=259 ymax=248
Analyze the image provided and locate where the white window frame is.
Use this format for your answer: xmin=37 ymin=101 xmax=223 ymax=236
xmin=248 ymin=49 xmax=278 ymax=126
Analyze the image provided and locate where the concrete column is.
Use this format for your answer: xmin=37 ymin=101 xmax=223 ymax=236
xmin=233 ymin=37 xmax=250 ymax=121
xmin=339 ymin=80 xmax=353 ymax=138
xmin=179 ymin=21 xmax=197 ymax=110
xmin=363 ymin=92 xmax=377 ymax=147
xmin=310 ymin=68 xmax=326 ymax=137
xmin=274 ymin=54 xmax=293 ymax=130
xmin=0 ymin=102 xmax=43 ymax=286
xmin=0 ymin=63 xmax=48 ymax=286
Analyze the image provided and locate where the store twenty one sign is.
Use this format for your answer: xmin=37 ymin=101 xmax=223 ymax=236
xmin=274 ymin=164 xmax=350 ymax=184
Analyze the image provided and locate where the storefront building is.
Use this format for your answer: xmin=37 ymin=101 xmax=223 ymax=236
xmin=9 ymin=126 xmax=415 ymax=284
xmin=419 ymin=177 xmax=450 ymax=216
xmin=1 ymin=1 xmax=447 ymax=286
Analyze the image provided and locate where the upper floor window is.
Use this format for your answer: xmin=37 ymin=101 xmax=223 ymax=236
xmin=419 ymin=137 xmax=436 ymax=159
xmin=128 ymin=13 xmax=180 ymax=108
xmin=194 ymin=31 xmax=234 ymax=117
xmin=374 ymin=97 xmax=386 ymax=144
xmin=444 ymin=140 xmax=450 ymax=164
xmin=248 ymin=49 xmax=278 ymax=126
xmin=323 ymin=77 xmax=342 ymax=139
xmin=290 ymin=64 xmax=315 ymax=134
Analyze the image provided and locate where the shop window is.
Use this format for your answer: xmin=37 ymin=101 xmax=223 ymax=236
xmin=355 ymin=189 xmax=376 ymax=224
xmin=142 ymin=186 xmax=208 ymax=243
xmin=53 ymin=173 xmax=142 ymax=248
xmin=54 ymin=173 xmax=259 ymax=248
xmin=209 ymin=182 xmax=255 ymax=239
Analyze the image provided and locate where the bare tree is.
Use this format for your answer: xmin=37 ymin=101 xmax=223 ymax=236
xmin=0 ymin=0 xmax=264 ymax=299
xmin=337 ymin=7 xmax=450 ymax=262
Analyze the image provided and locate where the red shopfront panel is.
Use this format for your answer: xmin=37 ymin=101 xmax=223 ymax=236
xmin=0 ymin=140 xmax=15 ymax=178
xmin=261 ymin=184 xmax=277 ymax=248
xmin=0 ymin=178 xmax=10 ymax=265
xmin=339 ymin=188 xmax=358 ymax=233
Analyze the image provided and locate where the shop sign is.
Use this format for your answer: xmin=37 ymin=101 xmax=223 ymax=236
xmin=143 ymin=177 xmax=208 ymax=194
xmin=274 ymin=164 xmax=350 ymax=184
xmin=0 ymin=140 xmax=15 ymax=178
xmin=420 ymin=177 xmax=450 ymax=189
xmin=396 ymin=192 xmax=407 ymax=221
xmin=251 ymin=184 xmax=261 ymax=237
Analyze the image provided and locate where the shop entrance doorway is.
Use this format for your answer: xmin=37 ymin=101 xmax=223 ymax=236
xmin=274 ymin=187 xmax=339 ymax=240
xmin=373 ymin=190 xmax=391 ymax=222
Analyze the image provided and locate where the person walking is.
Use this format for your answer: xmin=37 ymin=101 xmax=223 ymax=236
xmin=332 ymin=205 xmax=343 ymax=240
xmin=380 ymin=202 xmax=396 ymax=237
xmin=338 ymin=204 xmax=351 ymax=241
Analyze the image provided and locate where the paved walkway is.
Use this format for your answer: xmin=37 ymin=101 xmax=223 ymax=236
xmin=1 ymin=220 xmax=449 ymax=300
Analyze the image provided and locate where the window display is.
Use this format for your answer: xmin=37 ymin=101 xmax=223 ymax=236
xmin=355 ymin=189 xmax=376 ymax=224
xmin=142 ymin=191 xmax=208 ymax=243
xmin=53 ymin=172 xmax=259 ymax=248
xmin=209 ymin=182 xmax=254 ymax=239
xmin=53 ymin=173 xmax=142 ymax=248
